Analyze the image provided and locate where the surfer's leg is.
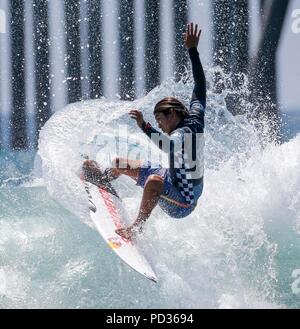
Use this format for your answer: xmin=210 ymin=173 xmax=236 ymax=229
xmin=135 ymin=174 xmax=164 ymax=224
xmin=108 ymin=157 xmax=142 ymax=182
xmin=116 ymin=174 xmax=164 ymax=238
xmin=82 ymin=158 xmax=142 ymax=184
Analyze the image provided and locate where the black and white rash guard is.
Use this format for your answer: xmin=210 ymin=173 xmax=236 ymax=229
xmin=141 ymin=47 xmax=206 ymax=205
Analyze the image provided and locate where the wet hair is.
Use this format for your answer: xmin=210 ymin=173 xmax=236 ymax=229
xmin=154 ymin=97 xmax=189 ymax=118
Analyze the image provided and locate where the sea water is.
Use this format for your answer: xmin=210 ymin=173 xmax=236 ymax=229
xmin=1 ymin=77 xmax=300 ymax=309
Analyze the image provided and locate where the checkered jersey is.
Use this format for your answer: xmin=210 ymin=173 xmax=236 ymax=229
xmin=142 ymin=99 xmax=205 ymax=205
xmin=141 ymin=46 xmax=206 ymax=205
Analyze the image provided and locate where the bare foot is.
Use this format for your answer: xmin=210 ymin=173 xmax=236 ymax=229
xmin=115 ymin=226 xmax=139 ymax=240
xmin=82 ymin=160 xmax=103 ymax=186
xmin=82 ymin=160 xmax=100 ymax=174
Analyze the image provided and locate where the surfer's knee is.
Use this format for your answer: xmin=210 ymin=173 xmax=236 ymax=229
xmin=145 ymin=175 xmax=164 ymax=193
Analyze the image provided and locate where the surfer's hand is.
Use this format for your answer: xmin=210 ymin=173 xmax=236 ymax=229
xmin=129 ymin=109 xmax=145 ymax=128
xmin=184 ymin=23 xmax=201 ymax=49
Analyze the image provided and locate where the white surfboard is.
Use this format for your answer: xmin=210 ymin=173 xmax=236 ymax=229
xmin=83 ymin=180 xmax=157 ymax=283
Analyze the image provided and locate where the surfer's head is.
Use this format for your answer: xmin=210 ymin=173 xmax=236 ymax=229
xmin=154 ymin=97 xmax=189 ymax=134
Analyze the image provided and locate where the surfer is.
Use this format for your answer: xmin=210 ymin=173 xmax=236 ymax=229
xmin=83 ymin=23 xmax=206 ymax=239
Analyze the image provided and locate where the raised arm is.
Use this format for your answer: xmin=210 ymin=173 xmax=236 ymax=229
xmin=184 ymin=23 xmax=206 ymax=107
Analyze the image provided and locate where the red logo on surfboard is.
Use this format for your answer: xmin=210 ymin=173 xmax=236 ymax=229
xmin=99 ymin=187 xmax=133 ymax=245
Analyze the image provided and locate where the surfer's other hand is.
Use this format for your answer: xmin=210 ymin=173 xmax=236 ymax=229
xmin=129 ymin=109 xmax=145 ymax=128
